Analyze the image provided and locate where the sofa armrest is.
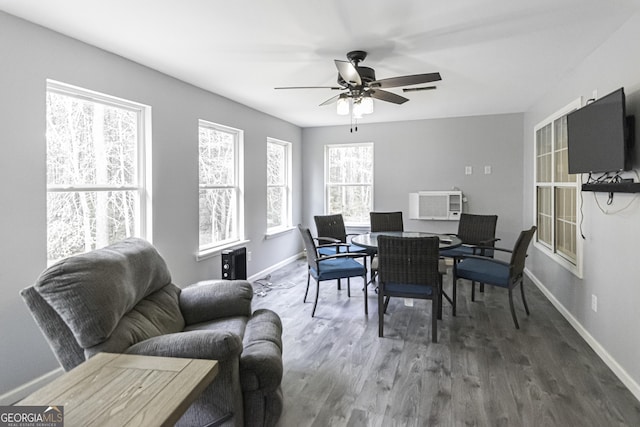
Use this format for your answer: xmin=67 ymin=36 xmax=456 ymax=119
xmin=180 ymin=280 xmax=253 ymax=325
xmin=240 ymin=309 xmax=283 ymax=392
xmin=125 ymin=330 xmax=243 ymax=361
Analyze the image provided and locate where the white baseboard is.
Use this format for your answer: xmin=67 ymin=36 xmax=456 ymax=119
xmin=525 ymin=268 xmax=640 ymax=402
xmin=0 ymin=367 xmax=64 ymax=405
xmin=248 ymin=252 xmax=303 ymax=282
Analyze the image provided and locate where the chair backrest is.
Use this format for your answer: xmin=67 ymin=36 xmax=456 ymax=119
xmin=370 ymin=211 xmax=404 ymax=232
xmin=298 ymin=225 xmax=320 ymax=271
xmin=377 ymin=236 xmax=440 ymax=285
xmin=20 ymin=238 xmax=183 ymax=371
xmin=314 ymin=214 xmax=347 ymax=243
xmin=457 ymin=213 xmax=498 ymax=246
xmin=509 ymin=226 xmax=537 ymax=281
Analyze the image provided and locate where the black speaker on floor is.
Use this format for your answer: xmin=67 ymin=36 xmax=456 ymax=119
xmin=221 ymin=247 xmax=247 ymax=280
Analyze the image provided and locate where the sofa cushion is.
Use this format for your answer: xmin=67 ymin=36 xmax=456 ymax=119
xmin=85 ymin=284 xmax=185 ymax=357
xmin=184 ymin=315 xmax=248 ymax=341
xmin=240 ymin=309 xmax=283 ymax=392
xmin=34 ymin=238 xmax=177 ymax=348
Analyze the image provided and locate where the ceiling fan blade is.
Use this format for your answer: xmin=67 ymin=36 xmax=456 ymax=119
xmin=274 ymin=86 xmax=343 ymax=90
xmin=403 ymin=86 xmax=437 ymax=93
xmin=369 ymin=89 xmax=409 ymax=105
xmin=371 ymin=72 xmax=441 ymax=89
xmin=334 ymin=60 xmax=362 ymax=86
xmin=319 ymin=94 xmax=343 ymax=106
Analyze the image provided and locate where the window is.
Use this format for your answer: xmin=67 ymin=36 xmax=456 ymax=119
xmin=534 ymin=98 xmax=582 ymax=276
xmin=325 ymin=143 xmax=374 ymax=225
xmin=266 ymin=138 xmax=292 ymax=234
xmin=46 ymin=81 xmax=150 ymax=263
xmin=198 ymin=120 xmax=244 ymax=253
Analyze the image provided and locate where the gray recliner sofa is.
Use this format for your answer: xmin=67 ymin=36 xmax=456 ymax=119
xmin=20 ymin=238 xmax=283 ymax=427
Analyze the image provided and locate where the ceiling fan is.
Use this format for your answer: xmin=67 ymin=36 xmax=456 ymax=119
xmin=275 ymin=50 xmax=441 ymax=109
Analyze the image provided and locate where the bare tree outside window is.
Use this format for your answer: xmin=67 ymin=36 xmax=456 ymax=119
xmin=46 ymin=82 xmax=146 ymax=263
xmin=325 ymin=143 xmax=373 ymax=225
xmin=199 ymin=121 xmax=242 ymax=250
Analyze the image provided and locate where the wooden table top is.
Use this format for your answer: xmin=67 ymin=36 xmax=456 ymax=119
xmin=18 ymin=353 xmax=219 ymax=427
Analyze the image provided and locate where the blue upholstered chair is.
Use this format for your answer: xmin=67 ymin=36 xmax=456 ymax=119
xmin=452 ymin=226 xmax=537 ymax=329
xmin=440 ymin=213 xmax=499 ymax=315
xmin=377 ymin=235 xmax=441 ymax=342
xmin=298 ymin=225 xmax=368 ymax=317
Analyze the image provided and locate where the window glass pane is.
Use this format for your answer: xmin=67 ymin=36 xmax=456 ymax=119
xmin=267 ymin=142 xmax=285 ymax=185
xmin=267 ymin=187 xmax=285 ymax=229
xmin=47 ymin=190 xmax=137 ymax=261
xmin=554 ymin=116 xmax=576 ymax=183
xmin=199 ymin=126 xmax=235 ymax=186
xmin=47 ymin=91 xmax=138 ymax=187
xmin=199 ymin=188 xmax=236 ymax=246
xmin=328 ymin=184 xmax=372 ymax=224
xmin=536 ymin=187 xmax=552 ymax=246
xmin=555 ymin=187 xmax=577 ymax=261
xmin=327 ymin=145 xmax=373 ymax=184
xmin=536 ymin=124 xmax=552 ymax=183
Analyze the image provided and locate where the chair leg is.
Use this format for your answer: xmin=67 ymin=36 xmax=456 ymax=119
xmin=437 ymin=274 xmax=443 ymax=320
xmin=471 ymin=281 xmax=476 ymax=301
xmin=378 ymin=288 xmax=384 ymax=337
xmin=337 ymin=279 xmax=341 ymax=290
xmin=347 ymin=278 xmax=351 ymax=297
xmin=520 ymin=280 xmax=530 ymax=315
xmin=432 ymin=288 xmax=439 ymax=343
xmin=383 ymin=296 xmax=391 ymax=313
xmin=304 ymin=272 xmax=310 ymax=303
xmin=508 ymin=288 xmax=520 ymax=329
xmin=312 ymin=279 xmax=320 ymax=317
xmin=480 ymin=283 xmax=485 ymax=293
xmin=452 ymin=266 xmax=458 ymax=317
xmin=363 ymin=274 xmax=368 ymax=315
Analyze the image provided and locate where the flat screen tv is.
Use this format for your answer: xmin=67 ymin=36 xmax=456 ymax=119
xmin=567 ymin=87 xmax=633 ymax=174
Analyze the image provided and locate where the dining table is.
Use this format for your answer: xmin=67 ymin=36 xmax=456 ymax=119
xmin=351 ymin=231 xmax=462 ymax=251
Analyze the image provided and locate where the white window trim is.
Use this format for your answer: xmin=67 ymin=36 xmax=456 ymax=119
xmin=324 ymin=142 xmax=374 ymax=227
xmin=46 ymin=80 xmax=152 ymax=263
xmin=533 ymin=97 xmax=583 ymax=278
xmin=197 ymin=120 xmax=245 ymax=258
xmin=266 ymin=137 xmax=293 ymax=236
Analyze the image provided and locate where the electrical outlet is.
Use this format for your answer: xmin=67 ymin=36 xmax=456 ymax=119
xmin=465 ymin=166 xmax=473 ymax=175
xmin=484 ymin=165 xmax=492 ymax=174
xmin=591 ymin=294 xmax=597 ymax=312
xmin=247 ymin=251 xmax=252 ymax=262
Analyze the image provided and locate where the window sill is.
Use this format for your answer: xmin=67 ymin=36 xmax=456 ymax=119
xmin=265 ymin=226 xmax=295 ymax=239
xmin=196 ymin=239 xmax=250 ymax=262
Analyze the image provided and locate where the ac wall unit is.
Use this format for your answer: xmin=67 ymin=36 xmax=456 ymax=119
xmin=409 ymin=191 xmax=462 ymax=221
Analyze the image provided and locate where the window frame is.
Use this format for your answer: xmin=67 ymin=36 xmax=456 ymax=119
xmin=266 ymin=137 xmax=293 ymax=237
xmin=45 ymin=80 xmax=151 ymax=264
xmin=324 ymin=142 xmax=374 ymax=227
xmin=533 ymin=97 xmax=583 ymax=278
xmin=197 ymin=120 xmax=245 ymax=258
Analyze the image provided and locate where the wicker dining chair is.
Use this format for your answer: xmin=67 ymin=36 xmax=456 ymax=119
xmin=377 ymin=235 xmax=441 ymax=342
xmin=298 ymin=225 xmax=368 ymax=317
xmin=440 ymin=213 xmax=499 ymax=315
xmin=452 ymin=226 xmax=536 ymax=329
xmin=369 ymin=211 xmax=404 ymax=286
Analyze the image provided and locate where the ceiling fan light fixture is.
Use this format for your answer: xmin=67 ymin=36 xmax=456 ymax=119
xmin=336 ymin=95 xmax=350 ymax=115
xmin=352 ymin=99 xmax=364 ymax=119
xmin=361 ymin=95 xmax=374 ymax=115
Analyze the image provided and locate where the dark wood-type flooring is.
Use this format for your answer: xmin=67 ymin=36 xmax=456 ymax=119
xmin=251 ymin=258 xmax=640 ymax=426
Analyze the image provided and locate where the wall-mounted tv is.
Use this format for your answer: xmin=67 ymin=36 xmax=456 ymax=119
xmin=567 ymin=87 xmax=634 ymax=174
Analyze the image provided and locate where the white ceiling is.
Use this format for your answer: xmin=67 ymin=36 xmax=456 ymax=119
xmin=1 ymin=0 xmax=639 ymax=127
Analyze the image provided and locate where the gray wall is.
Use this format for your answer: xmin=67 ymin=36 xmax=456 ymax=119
xmin=302 ymin=114 xmax=525 ymax=247
xmin=0 ymin=12 xmax=302 ymax=396
xmin=523 ymin=12 xmax=640 ymax=395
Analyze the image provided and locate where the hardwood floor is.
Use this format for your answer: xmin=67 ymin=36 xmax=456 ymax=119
xmin=251 ymin=258 xmax=640 ymax=426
